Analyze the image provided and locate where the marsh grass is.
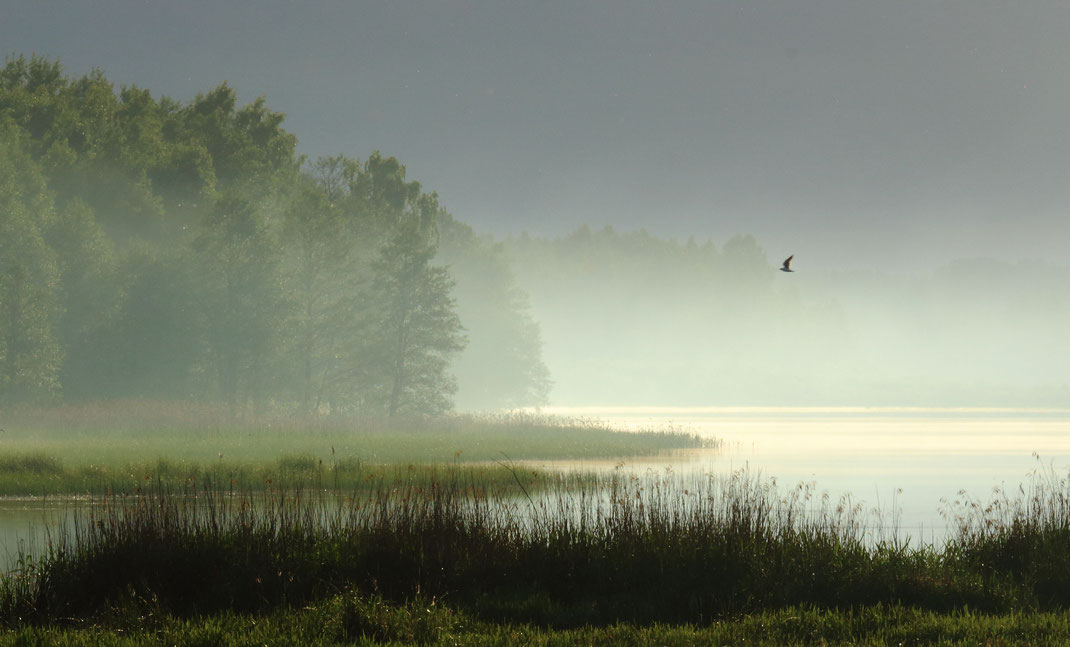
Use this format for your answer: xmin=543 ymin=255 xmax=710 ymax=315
xmin=0 ymin=466 xmax=1031 ymax=629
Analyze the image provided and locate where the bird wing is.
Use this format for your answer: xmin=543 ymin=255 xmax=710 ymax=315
xmin=782 ymin=255 xmax=793 ymax=270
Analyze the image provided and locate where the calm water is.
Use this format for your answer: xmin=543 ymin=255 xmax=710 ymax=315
xmin=2 ymin=406 xmax=1068 ymax=571
xmin=0 ymin=498 xmax=80 ymax=572
xmin=538 ymin=406 xmax=1070 ymax=544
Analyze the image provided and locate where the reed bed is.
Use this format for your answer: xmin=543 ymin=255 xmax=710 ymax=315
xmin=1 ymin=466 xmax=1043 ymax=629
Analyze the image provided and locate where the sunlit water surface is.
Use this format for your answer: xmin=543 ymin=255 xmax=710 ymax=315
xmin=535 ymin=406 xmax=1070 ymax=545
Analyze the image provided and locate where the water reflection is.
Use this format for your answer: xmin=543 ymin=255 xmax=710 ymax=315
xmin=0 ymin=498 xmax=81 ymax=572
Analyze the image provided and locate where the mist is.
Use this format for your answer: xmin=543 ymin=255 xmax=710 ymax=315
xmin=496 ymin=227 xmax=1070 ymax=407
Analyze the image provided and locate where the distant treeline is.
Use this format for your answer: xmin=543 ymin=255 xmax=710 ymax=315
xmin=0 ymin=55 xmax=549 ymax=414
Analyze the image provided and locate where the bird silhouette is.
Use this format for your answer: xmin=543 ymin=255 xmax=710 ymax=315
xmin=780 ymin=255 xmax=794 ymax=272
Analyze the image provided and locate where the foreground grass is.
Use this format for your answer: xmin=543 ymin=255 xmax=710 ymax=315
xmin=5 ymin=597 xmax=1070 ymax=645
xmin=0 ymin=401 xmax=710 ymax=495
xmin=6 ymin=467 xmax=1070 ymax=628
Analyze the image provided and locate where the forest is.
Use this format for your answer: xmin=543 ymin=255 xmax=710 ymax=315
xmin=0 ymin=55 xmax=551 ymax=415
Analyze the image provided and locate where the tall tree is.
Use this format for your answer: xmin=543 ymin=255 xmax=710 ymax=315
xmin=282 ymin=163 xmax=364 ymax=413
xmin=364 ymin=193 xmax=466 ymax=416
xmin=43 ymin=198 xmax=121 ymax=398
xmin=0 ymin=126 xmax=62 ymax=403
xmin=102 ymin=246 xmax=204 ymax=399
xmin=194 ymin=192 xmax=287 ymax=410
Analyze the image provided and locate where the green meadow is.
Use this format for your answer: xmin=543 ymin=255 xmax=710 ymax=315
xmin=0 ymin=401 xmax=710 ymax=495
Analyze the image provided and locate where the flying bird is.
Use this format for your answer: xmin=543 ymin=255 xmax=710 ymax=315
xmin=780 ymin=255 xmax=794 ymax=273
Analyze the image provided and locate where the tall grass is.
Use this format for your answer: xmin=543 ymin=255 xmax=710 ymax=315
xmin=0 ymin=467 xmax=1024 ymax=627
xmin=944 ymin=458 xmax=1070 ymax=607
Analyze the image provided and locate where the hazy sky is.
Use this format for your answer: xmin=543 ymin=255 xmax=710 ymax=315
xmin=5 ymin=1 xmax=1070 ymax=270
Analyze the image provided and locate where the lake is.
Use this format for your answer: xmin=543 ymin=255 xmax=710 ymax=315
xmin=536 ymin=406 xmax=1070 ymax=545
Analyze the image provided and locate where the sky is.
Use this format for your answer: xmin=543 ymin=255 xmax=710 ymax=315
xmin=4 ymin=1 xmax=1070 ymax=271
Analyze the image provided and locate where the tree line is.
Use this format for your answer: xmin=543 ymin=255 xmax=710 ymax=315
xmin=0 ymin=55 xmax=550 ymax=415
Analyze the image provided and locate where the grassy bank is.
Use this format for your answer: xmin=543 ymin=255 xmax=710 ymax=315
xmin=0 ymin=401 xmax=711 ymax=495
xmin=0 ymin=455 xmax=594 ymax=497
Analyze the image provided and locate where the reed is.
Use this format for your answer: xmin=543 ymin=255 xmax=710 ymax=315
xmin=0 ymin=467 xmax=1020 ymax=628
xmin=944 ymin=459 xmax=1070 ymax=608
